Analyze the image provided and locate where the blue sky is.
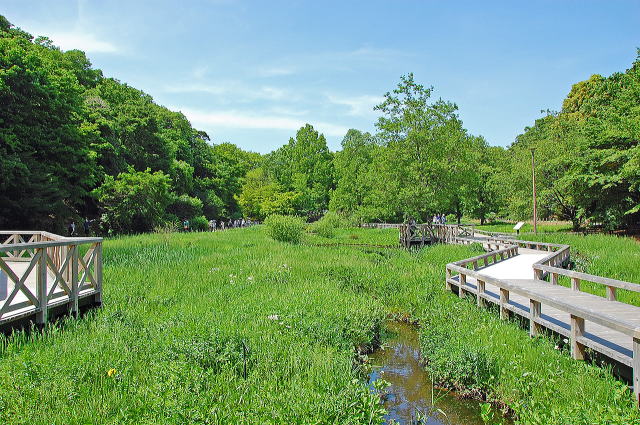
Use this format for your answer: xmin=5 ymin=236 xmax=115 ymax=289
xmin=4 ymin=0 xmax=639 ymax=153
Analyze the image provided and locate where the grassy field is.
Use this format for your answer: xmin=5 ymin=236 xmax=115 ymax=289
xmin=0 ymin=227 xmax=638 ymax=424
xmin=475 ymin=221 xmax=573 ymax=234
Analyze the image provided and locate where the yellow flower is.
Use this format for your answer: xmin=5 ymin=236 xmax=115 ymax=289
xmin=107 ymin=368 xmax=117 ymax=378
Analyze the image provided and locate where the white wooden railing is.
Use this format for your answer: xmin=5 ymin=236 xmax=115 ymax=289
xmin=0 ymin=231 xmax=103 ymax=325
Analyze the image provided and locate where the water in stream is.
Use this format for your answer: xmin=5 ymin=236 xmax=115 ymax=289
xmin=368 ymin=321 xmax=502 ymax=425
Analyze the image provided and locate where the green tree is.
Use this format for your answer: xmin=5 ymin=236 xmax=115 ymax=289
xmin=93 ymin=168 xmax=172 ymax=233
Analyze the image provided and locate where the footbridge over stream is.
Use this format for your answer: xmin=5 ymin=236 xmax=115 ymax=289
xmin=395 ymin=223 xmax=640 ymax=403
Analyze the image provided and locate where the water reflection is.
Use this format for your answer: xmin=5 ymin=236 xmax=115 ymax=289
xmin=368 ymin=321 xmax=502 ymax=425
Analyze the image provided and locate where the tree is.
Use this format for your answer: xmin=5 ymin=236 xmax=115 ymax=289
xmin=372 ymin=73 xmax=477 ymax=221
xmin=93 ymin=168 xmax=172 ymax=233
xmin=265 ymin=124 xmax=334 ymax=216
xmin=0 ymin=20 xmax=96 ymax=230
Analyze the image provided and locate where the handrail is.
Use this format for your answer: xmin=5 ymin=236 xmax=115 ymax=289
xmin=444 ymin=233 xmax=640 ymax=401
xmin=0 ymin=231 xmax=103 ymax=326
xmin=446 ymin=263 xmax=640 ymax=339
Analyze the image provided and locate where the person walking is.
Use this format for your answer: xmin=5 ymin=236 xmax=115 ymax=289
xmin=83 ymin=217 xmax=93 ymax=236
xmin=182 ymin=218 xmax=190 ymax=232
xmin=68 ymin=221 xmax=76 ymax=237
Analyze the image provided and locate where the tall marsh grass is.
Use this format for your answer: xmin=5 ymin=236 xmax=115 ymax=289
xmin=0 ymin=227 xmax=638 ymax=424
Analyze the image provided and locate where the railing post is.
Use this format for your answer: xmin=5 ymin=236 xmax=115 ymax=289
xmin=606 ymin=286 xmax=616 ymax=302
xmin=36 ymin=248 xmax=48 ymax=326
xmin=534 ymin=267 xmax=543 ymax=280
xmin=477 ymin=280 xmax=485 ymax=307
xmin=70 ymin=245 xmax=79 ymax=316
xmin=500 ymin=288 xmax=510 ymax=320
xmin=529 ymin=299 xmax=542 ymax=337
xmin=634 ymin=338 xmax=640 ymax=406
xmin=459 ymin=273 xmax=466 ymax=299
xmin=570 ymin=315 xmax=586 ymax=360
xmin=472 ymin=260 xmax=478 ymax=270
xmin=483 ymin=257 xmax=489 ymax=267
xmin=445 ymin=268 xmax=452 ymax=291
xmin=571 ymin=277 xmax=581 ymax=291
xmin=551 ymin=272 xmax=558 ymax=285
xmin=95 ymin=242 xmax=103 ymax=305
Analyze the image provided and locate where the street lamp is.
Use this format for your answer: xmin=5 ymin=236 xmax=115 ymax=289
xmin=530 ymin=148 xmax=537 ymax=234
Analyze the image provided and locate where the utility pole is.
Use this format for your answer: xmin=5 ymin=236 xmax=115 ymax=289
xmin=531 ymin=148 xmax=538 ymax=234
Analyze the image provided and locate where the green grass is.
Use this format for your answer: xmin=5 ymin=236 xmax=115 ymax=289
xmin=304 ymin=227 xmax=398 ymax=246
xmin=0 ymin=227 xmax=638 ymax=424
xmin=476 ymin=221 xmax=573 ymax=234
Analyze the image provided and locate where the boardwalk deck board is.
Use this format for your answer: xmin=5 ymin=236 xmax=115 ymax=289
xmin=437 ymin=226 xmax=640 ymax=401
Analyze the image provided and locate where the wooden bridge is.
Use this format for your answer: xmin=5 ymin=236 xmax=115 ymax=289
xmin=428 ymin=225 xmax=640 ymax=402
xmin=0 ymin=231 xmax=103 ymax=329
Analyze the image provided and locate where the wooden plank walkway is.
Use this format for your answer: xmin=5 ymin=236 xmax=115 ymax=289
xmin=453 ymin=250 xmax=638 ymax=365
xmin=0 ymin=231 xmax=103 ymax=328
xmin=439 ymin=227 xmax=640 ymax=402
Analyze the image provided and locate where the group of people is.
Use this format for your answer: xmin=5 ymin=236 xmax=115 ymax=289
xmin=68 ymin=218 xmax=95 ymax=237
xmin=432 ymin=214 xmax=447 ymax=225
xmin=181 ymin=218 xmax=257 ymax=232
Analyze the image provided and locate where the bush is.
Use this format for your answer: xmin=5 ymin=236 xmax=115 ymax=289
xmin=320 ymin=211 xmax=345 ymax=228
xmin=191 ymin=216 xmax=209 ymax=231
xmin=309 ymin=219 xmax=335 ymax=238
xmin=168 ymin=194 xmax=203 ymax=220
xmin=264 ymin=214 xmax=305 ymax=243
xmin=308 ymin=211 xmax=346 ymax=238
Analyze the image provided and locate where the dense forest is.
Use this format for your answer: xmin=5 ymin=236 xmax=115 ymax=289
xmin=1 ymin=16 xmax=638 ymax=234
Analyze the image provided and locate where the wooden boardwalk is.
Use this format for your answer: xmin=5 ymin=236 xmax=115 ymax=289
xmin=0 ymin=231 xmax=103 ymax=328
xmin=440 ymin=228 xmax=640 ymax=402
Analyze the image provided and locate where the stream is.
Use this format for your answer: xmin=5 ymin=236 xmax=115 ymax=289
xmin=368 ymin=321 xmax=507 ymax=425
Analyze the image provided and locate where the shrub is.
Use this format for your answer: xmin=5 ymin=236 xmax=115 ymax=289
xmin=320 ymin=211 xmax=345 ymax=228
xmin=191 ymin=216 xmax=209 ymax=231
xmin=309 ymin=219 xmax=335 ymax=238
xmin=308 ymin=211 xmax=346 ymax=238
xmin=264 ymin=214 xmax=305 ymax=243
xmin=168 ymin=194 xmax=203 ymax=220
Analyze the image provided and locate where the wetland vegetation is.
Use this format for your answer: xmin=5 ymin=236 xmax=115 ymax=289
xmin=1 ymin=227 xmax=639 ymax=424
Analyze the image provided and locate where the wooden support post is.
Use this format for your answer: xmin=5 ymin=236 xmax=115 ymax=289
xmin=534 ymin=268 xmax=543 ymax=280
xmin=633 ymin=338 xmax=640 ymax=405
xmin=529 ymin=299 xmax=542 ymax=337
xmin=70 ymin=245 xmax=79 ymax=316
xmin=606 ymin=286 xmax=616 ymax=302
xmin=459 ymin=273 xmax=466 ymax=299
xmin=95 ymin=243 xmax=103 ymax=305
xmin=571 ymin=277 xmax=581 ymax=291
xmin=500 ymin=288 xmax=510 ymax=320
xmin=570 ymin=315 xmax=586 ymax=360
xmin=477 ymin=280 xmax=485 ymax=307
xmin=551 ymin=272 xmax=558 ymax=285
xmin=492 ymin=253 xmax=497 ymax=263
xmin=36 ymin=249 xmax=47 ymax=326
xmin=472 ymin=260 xmax=478 ymax=270
xmin=445 ymin=268 xmax=452 ymax=290
xmin=483 ymin=257 xmax=489 ymax=267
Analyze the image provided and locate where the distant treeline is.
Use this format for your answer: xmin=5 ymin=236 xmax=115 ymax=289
xmin=1 ymin=15 xmax=638 ymax=233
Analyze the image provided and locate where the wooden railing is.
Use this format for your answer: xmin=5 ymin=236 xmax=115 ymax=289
xmin=0 ymin=231 xmax=103 ymax=325
xmin=534 ymin=264 xmax=640 ymax=303
xmin=445 ymin=235 xmax=640 ymax=402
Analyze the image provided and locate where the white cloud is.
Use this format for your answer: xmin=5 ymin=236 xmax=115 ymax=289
xmin=177 ymin=107 xmax=349 ymax=137
xmin=326 ymin=94 xmax=384 ymax=117
xmin=163 ymin=82 xmax=290 ymax=101
xmin=43 ymin=30 xmax=119 ymax=53
xmin=255 ymin=66 xmax=296 ymax=77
